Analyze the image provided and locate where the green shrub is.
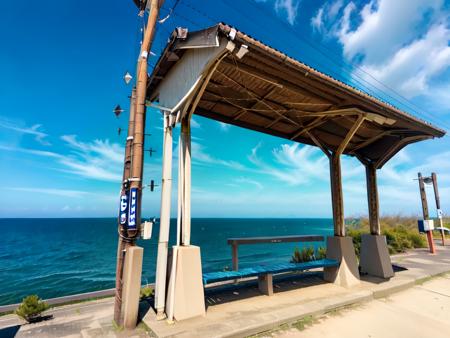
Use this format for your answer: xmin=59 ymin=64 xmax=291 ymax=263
xmin=140 ymin=286 xmax=154 ymax=299
xmin=316 ymin=246 xmax=327 ymax=260
xmin=291 ymin=246 xmax=315 ymax=263
xmin=15 ymin=295 xmax=49 ymax=322
xmin=347 ymin=229 xmax=364 ymax=257
xmin=382 ymin=226 xmax=426 ymax=254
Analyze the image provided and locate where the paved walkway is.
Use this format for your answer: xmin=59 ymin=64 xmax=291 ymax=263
xmin=271 ymin=272 xmax=450 ymax=338
xmin=0 ymin=243 xmax=449 ymax=338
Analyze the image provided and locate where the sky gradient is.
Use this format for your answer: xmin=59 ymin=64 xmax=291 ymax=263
xmin=1 ymin=0 xmax=449 ymax=218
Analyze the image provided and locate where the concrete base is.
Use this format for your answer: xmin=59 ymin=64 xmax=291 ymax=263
xmin=324 ymin=236 xmax=360 ymax=287
xmin=166 ymin=245 xmax=205 ymax=321
xmin=122 ymin=246 xmax=144 ymax=329
xmin=360 ymin=234 xmax=394 ymax=279
xmin=258 ymin=274 xmax=273 ymax=296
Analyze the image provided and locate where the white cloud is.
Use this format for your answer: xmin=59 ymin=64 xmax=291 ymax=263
xmin=191 ymin=142 xmax=245 ymax=170
xmin=312 ymin=0 xmax=450 ymax=101
xmin=249 ymin=142 xmax=329 ymax=185
xmin=234 ymin=176 xmax=263 ymax=190
xmin=311 ymin=0 xmax=343 ymax=33
xmin=0 ymin=135 xmax=124 ymax=182
xmin=218 ymin=121 xmax=230 ymax=132
xmin=258 ymin=0 xmax=300 ymax=25
xmin=0 ymin=117 xmax=51 ymax=145
xmin=360 ymin=24 xmax=450 ymax=98
xmin=190 ymin=117 xmax=201 ymax=129
xmin=6 ymin=187 xmax=88 ymax=198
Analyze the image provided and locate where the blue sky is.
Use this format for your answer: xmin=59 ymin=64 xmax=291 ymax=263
xmin=0 ymin=0 xmax=449 ymax=218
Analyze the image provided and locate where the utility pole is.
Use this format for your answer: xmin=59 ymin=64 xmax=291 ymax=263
xmin=431 ymin=173 xmax=445 ymax=246
xmin=114 ymin=0 xmax=164 ymax=325
xmin=418 ymin=172 xmax=436 ymax=254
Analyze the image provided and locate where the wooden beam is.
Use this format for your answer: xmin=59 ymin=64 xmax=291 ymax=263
xmin=215 ymin=69 xmax=300 ymax=126
xmin=365 ymin=162 xmax=380 ymax=235
xmin=221 ymin=58 xmax=342 ymax=104
xmin=336 ymin=115 xmax=366 ymax=155
xmin=233 ymin=87 xmax=278 ymax=121
xmin=290 ymin=117 xmax=327 ymax=140
xmin=374 ymin=135 xmax=431 ymax=169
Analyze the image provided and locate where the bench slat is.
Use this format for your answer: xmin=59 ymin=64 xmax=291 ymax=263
xmin=202 ymin=258 xmax=339 ymax=284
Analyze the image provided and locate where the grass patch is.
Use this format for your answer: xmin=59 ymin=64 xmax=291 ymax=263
xmin=112 ymin=320 xmax=124 ymax=333
xmin=291 ymin=315 xmax=315 ymax=331
xmin=346 ymin=216 xmax=429 ymax=257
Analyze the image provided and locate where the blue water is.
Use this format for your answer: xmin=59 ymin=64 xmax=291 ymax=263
xmin=0 ymin=218 xmax=333 ymax=305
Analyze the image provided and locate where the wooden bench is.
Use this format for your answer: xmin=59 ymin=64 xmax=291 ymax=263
xmin=203 ymin=235 xmax=336 ymax=295
xmin=202 ymin=259 xmax=339 ymax=295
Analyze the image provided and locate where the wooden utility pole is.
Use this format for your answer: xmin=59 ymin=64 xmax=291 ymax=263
xmin=114 ymin=0 xmax=163 ymax=324
xmin=431 ymin=173 xmax=445 ymax=245
xmin=418 ymin=172 xmax=436 ymax=254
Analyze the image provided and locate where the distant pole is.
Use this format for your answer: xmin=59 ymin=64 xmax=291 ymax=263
xmin=431 ymin=173 xmax=445 ymax=246
xmin=418 ymin=172 xmax=436 ymax=254
xmin=114 ymin=0 xmax=164 ymax=324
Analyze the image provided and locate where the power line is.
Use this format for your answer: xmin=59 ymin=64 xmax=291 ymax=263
xmin=150 ymin=0 xmax=450 ymax=131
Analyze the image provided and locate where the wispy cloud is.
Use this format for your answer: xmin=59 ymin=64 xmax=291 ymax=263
xmin=0 ymin=135 xmax=124 ymax=182
xmin=191 ymin=141 xmax=245 ymax=170
xmin=218 ymin=121 xmax=230 ymax=132
xmin=0 ymin=117 xmax=51 ymax=145
xmin=312 ymin=0 xmax=450 ymax=101
xmin=6 ymin=187 xmax=88 ymax=198
xmin=248 ymin=142 xmax=329 ymax=185
xmin=258 ymin=0 xmax=300 ymax=25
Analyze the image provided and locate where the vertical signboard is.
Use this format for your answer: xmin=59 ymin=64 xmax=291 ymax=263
xmin=119 ymin=192 xmax=129 ymax=226
xmin=127 ymin=187 xmax=138 ymax=230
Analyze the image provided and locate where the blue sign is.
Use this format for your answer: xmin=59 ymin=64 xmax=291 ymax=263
xmin=127 ymin=188 xmax=138 ymax=230
xmin=119 ymin=192 xmax=128 ymax=225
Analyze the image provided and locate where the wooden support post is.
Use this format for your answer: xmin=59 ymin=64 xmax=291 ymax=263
xmin=154 ymin=111 xmax=173 ymax=319
xmin=231 ymin=243 xmax=238 ymax=271
xmin=418 ymin=173 xmax=435 ymax=254
xmin=366 ymin=162 xmax=380 ymax=235
xmin=330 ymin=153 xmax=345 ymax=236
xmin=431 ymin=173 xmax=445 ymax=246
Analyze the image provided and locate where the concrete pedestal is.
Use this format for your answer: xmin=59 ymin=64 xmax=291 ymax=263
xmin=360 ymin=234 xmax=394 ymax=279
xmin=122 ymin=246 xmax=143 ymax=329
xmin=324 ymin=236 xmax=360 ymax=287
xmin=166 ymin=245 xmax=205 ymax=321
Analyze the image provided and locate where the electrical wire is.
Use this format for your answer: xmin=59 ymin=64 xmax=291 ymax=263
xmin=173 ymin=0 xmax=449 ymax=131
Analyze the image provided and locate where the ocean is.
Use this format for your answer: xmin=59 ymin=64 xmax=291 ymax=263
xmin=0 ymin=218 xmax=333 ymax=305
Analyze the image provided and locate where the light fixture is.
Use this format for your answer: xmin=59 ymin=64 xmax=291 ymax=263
xmin=114 ymin=105 xmax=124 ymax=118
xmin=124 ymin=71 xmax=133 ymax=85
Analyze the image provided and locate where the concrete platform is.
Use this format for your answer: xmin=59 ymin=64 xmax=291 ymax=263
xmin=1 ymin=244 xmax=449 ymax=338
xmin=143 ymin=243 xmax=450 ymax=338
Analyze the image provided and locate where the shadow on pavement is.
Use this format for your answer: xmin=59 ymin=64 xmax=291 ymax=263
xmin=0 ymin=325 xmax=21 ymax=338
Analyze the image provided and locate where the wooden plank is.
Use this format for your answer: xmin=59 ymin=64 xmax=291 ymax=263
xmin=227 ymin=235 xmax=324 ymax=245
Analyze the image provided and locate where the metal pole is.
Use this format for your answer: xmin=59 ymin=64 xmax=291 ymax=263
xmin=181 ymin=116 xmax=192 ymax=246
xmin=154 ymin=111 xmax=173 ymax=319
xmin=418 ymin=172 xmax=435 ymax=253
xmin=114 ymin=0 xmax=163 ymax=324
xmin=431 ymin=173 xmax=445 ymax=246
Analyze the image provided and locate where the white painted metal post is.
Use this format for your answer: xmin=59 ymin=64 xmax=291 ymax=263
xmin=154 ymin=111 xmax=173 ymax=319
xmin=181 ymin=116 xmax=192 ymax=246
